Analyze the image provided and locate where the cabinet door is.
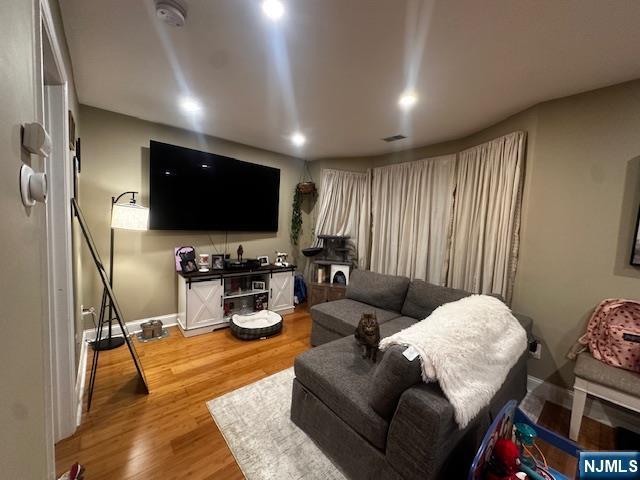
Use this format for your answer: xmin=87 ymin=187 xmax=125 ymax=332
xmin=270 ymin=271 xmax=294 ymax=312
xmin=327 ymin=285 xmax=346 ymax=302
xmin=186 ymin=279 xmax=224 ymax=328
xmin=309 ymin=283 xmax=327 ymax=307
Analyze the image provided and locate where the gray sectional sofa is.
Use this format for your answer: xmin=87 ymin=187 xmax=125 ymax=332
xmin=291 ymin=269 xmax=533 ymax=480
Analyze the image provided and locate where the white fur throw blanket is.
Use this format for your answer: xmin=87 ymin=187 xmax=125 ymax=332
xmin=379 ymin=295 xmax=527 ymax=428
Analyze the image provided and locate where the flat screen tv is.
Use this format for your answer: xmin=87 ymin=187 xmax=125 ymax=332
xmin=149 ymin=141 xmax=280 ymax=231
xmin=632 ymin=201 xmax=640 ymax=266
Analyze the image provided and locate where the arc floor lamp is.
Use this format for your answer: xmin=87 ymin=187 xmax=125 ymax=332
xmin=94 ymin=191 xmax=149 ymax=351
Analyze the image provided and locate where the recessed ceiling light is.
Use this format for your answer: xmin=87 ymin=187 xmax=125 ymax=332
xmin=398 ymin=92 xmax=418 ymax=110
xmin=180 ymin=97 xmax=202 ymax=114
xmin=290 ymin=132 xmax=306 ymax=147
xmin=262 ymin=0 xmax=284 ymax=20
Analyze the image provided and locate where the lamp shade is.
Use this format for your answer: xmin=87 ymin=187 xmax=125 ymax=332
xmin=111 ymin=203 xmax=149 ymax=230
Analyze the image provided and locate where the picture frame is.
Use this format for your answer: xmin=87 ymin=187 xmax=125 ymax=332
xmin=252 ymin=281 xmax=266 ymax=291
xmin=631 ymin=202 xmax=640 ymax=266
xmin=211 ymin=254 xmax=225 ymax=270
xmin=257 ymin=255 xmax=269 ymax=266
xmin=75 ymin=138 xmax=81 ymax=171
xmin=72 ymin=138 xmax=81 ymax=200
xmin=180 ymin=256 xmax=198 ymax=274
xmin=174 ymin=246 xmax=195 ymax=272
xmin=254 ymin=292 xmax=268 ymax=311
xmin=68 ymin=110 xmax=76 ymax=150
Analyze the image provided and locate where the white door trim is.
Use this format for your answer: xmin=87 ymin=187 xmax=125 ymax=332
xmin=45 ymin=84 xmax=77 ymax=441
xmin=32 ymin=3 xmax=55 ymax=477
xmin=37 ymin=0 xmax=77 ymax=452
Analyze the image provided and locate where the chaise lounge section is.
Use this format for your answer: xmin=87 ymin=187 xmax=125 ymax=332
xmin=292 ymin=270 xmax=533 ymax=479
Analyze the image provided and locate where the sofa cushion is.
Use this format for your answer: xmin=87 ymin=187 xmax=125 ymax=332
xmin=379 ymin=315 xmax=417 ymax=338
xmin=294 ymin=334 xmax=390 ymax=450
xmin=311 ymin=298 xmax=401 ymax=338
xmin=370 ymin=345 xmax=423 ymax=419
xmin=401 ymin=280 xmax=472 ymax=319
xmin=347 ymin=270 xmax=410 ymax=312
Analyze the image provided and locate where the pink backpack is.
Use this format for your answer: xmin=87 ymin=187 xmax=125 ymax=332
xmin=579 ymin=298 xmax=640 ymax=373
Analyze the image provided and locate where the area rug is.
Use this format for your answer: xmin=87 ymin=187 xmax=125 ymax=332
xmin=206 ymin=368 xmax=347 ymax=480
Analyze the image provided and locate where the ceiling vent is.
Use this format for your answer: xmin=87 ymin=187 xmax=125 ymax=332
xmin=382 ymin=134 xmax=407 ymax=143
xmin=156 ymin=0 xmax=187 ymax=27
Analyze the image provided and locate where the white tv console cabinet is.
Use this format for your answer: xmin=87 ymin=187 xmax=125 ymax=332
xmin=177 ymin=265 xmax=295 ymax=337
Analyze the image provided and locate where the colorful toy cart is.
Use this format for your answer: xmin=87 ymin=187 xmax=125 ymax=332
xmin=469 ymin=400 xmax=583 ymax=480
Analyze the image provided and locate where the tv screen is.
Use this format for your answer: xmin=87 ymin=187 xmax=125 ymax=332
xmin=632 ymin=202 xmax=640 ymax=266
xmin=149 ymin=141 xmax=280 ymax=231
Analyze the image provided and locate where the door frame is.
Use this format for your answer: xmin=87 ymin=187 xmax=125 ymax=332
xmin=34 ymin=0 xmax=77 ymax=462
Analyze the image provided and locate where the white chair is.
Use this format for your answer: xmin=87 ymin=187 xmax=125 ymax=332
xmin=570 ymin=352 xmax=640 ymax=441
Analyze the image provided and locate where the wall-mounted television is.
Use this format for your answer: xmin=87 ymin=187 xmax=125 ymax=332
xmin=149 ymin=141 xmax=280 ymax=231
xmin=631 ymin=201 xmax=640 ymax=266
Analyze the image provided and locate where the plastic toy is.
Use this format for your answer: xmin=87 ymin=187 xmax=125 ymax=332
xmin=485 ymin=438 xmax=521 ymax=480
xmin=469 ymin=400 xmax=582 ymax=480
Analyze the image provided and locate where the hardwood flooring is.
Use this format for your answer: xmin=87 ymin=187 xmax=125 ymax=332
xmin=536 ymin=401 xmax=615 ymax=478
xmin=56 ymin=306 xmax=614 ymax=479
xmin=56 ymin=307 xmax=312 ymax=479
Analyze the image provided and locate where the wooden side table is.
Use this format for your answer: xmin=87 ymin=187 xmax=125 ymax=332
xmin=309 ymin=282 xmax=346 ymax=308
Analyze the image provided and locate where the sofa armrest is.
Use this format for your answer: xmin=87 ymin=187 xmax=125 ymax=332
xmin=386 ymin=384 xmax=487 ymax=480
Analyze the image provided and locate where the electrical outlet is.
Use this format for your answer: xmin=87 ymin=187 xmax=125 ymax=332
xmin=528 ymin=340 xmax=542 ymax=360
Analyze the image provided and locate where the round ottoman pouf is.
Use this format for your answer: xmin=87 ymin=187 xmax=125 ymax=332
xmin=230 ymin=310 xmax=283 ymax=340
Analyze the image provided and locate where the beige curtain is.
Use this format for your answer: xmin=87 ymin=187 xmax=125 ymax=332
xmin=369 ymin=155 xmax=456 ymax=284
xmin=447 ymin=131 xmax=526 ymax=303
xmin=314 ymin=169 xmax=371 ymax=268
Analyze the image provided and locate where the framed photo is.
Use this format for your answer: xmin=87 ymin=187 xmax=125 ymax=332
xmin=75 ymin=138 xmax=81 ymax=171
xmin=180 ymin=255 xmax=198 ymax=274
xmin=73 ymin=138 xmax=81 ymax=200
xmin=254 ymin=292 xmax=268 ymax=311
xmin=631 ymin=203 xmax=640 ymax=266
xmin=211 ymin=254 xmax=225 ymax=270
xmin=175 ymin=246 xmax=196 ymax=272
xmin=252 ymin=281 xmax=266 ymax=291
xmin=68 ymin=110 xmax=76 ymax=150
xmin=257 ymin=255 xmax=269 ymax=266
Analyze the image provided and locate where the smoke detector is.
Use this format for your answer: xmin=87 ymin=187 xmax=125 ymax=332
xmin=155 ymin=0 xmax=187 ymax=27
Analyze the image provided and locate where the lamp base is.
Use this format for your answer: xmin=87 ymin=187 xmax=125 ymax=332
xmin=92 ymin=336 xmax=125 ymax=351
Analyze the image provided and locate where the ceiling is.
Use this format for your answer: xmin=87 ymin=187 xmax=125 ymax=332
xmin=60 ymin=0 xmax=640 ymax=159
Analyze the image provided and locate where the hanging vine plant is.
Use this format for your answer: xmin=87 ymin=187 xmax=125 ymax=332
xmin=291 ymin=186 xmax=303 ymax=245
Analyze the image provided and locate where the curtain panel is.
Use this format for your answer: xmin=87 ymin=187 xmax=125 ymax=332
xmin=313 ymin=169 xmax=371 ymax=268
xmin=369 ymin=155 xmax=456 ymax=284
xmin=447 ymin=131 xmax=526 ymax=303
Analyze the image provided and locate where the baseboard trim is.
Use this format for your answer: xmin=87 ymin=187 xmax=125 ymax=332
xmin=527 ymin=375 xmax=640 ymax=434
xmin=83 ymin=312 xmax=179 ymax=341
xmin=75 ymin=334 xmax=88 ymax=427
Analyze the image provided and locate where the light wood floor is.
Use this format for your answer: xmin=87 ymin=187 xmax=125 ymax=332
xmin=56 ymin=306 xmax=312 ymax=479
xmin=56 ymin=306 xmax=613 ymax=479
